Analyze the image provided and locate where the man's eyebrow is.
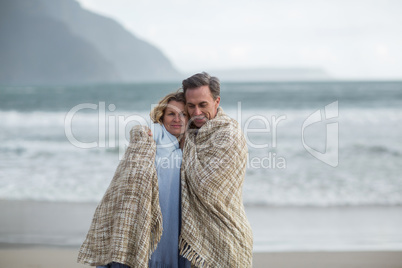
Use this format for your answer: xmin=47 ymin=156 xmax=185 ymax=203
xmin=187 ymin=101 xmax=208 ymax=106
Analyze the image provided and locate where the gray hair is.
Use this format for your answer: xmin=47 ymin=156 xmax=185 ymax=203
xmin=182 ymin=72 xmax=220 ymax=100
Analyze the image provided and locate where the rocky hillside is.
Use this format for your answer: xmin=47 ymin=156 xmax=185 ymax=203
xmin=0 ymin=0 xmax=180 ymax=85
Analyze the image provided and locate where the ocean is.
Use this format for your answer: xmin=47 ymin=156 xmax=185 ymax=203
xmin=1 ymin=81 xmax=401 ymax=206
xmin=1 ymin=81 xmax=402 ymax=251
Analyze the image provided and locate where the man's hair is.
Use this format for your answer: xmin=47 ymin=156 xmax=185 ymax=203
xmin=150 ymin=90 xmax=186 ymax=124
xmin=182 ymin=72 xmax=220 ymax=100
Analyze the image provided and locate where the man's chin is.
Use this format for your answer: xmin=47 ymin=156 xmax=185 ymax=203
xmin=193 ymin=119 xmax=206 ymax=128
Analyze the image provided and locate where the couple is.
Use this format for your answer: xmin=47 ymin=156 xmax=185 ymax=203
xmin=77 ymin=72 xmax=253 ymax=268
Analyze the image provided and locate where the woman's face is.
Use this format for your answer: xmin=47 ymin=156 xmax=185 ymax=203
xmin=162 ymin=100 xmax=188 ymax=137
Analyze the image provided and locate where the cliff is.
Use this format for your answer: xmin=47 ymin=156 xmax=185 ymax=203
xmin=0 ymin=0 xmax=180 ymax=85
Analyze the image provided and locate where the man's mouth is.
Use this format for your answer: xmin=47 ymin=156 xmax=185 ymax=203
xmin=193 ymin=117 xmax=206 ymax=122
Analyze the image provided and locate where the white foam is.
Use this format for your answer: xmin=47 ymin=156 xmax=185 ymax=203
xmin=1 ymin=108 xmax=402 ymax=205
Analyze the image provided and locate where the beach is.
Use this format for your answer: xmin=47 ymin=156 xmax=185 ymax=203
xmin=1 ymin=246 xmax=402 ymax=268
xmin=1 ymin=81 xmax=402 ymax=267
xmin=1 ymin=200 xmax=402 ymax=268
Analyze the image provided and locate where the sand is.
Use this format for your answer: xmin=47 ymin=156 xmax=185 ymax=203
xmin=1 ymin=245 xmax=402 ymax=268
xmin=1 ymin=200 xmax=402 ymax=267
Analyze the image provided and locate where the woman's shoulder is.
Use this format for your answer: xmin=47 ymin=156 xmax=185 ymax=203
xmin=150 ymin=123 xmax=164 ymax=143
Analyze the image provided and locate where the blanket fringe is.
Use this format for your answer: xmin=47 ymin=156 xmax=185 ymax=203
xmin=179 ymin=235 xmax=209 ymax=268
xmin=149 ymin=213 xmax=163 ymax=258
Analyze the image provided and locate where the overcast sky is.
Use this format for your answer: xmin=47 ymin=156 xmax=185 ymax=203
xmin=77 ymin=0 xmax=402 ymax=79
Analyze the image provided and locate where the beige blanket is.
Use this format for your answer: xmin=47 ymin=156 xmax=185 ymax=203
xmin=179 ymin=107 xmax=253 ymax=267
xmin=77 ymin=125 xmax=162 ymax=267
xmin=78 ymin=108 xmax=253 ymax=268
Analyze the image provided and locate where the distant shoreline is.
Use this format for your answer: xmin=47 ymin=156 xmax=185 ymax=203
xmin=2 ymin=78 xmax=402 ymax=87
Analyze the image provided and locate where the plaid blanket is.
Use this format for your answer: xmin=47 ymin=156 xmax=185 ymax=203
xmin=77 ymin=125 xmax=162 ymax=267
xmin=179 ymin=107 xmax=253 ymax=267
xmin=77 ymin=108 xmax=253 ymax=268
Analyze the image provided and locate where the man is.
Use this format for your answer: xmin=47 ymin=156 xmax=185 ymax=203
xmin=178 ymin=72 xmax=253 ymax=267
xmin=183 ymin=73 xmax=221 ymax=129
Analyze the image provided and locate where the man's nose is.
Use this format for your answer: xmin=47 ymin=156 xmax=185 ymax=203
xmin=193 ymin=106 xmax=202 ymax=116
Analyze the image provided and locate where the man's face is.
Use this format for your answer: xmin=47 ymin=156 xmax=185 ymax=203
xmin=185 ymin=85 xmax=221 ymax=128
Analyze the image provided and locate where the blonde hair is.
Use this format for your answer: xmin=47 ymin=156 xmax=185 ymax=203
xmin=150 ymin=90 xmax=186 ymax=124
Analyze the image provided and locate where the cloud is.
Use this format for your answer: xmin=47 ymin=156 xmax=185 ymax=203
xmin=76 ymin=0 xmax=402 ymax=79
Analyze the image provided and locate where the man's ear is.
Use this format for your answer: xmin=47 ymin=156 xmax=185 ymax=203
xmin=215 ymin=96 xmax=221 ymax=107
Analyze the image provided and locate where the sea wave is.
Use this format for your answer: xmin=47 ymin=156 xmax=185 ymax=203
xmin=1 ymin=83 xmax=401 ymax=206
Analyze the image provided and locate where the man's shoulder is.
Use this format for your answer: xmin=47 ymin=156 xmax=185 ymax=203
xmin=211 ymin=113 xmax=244 ymax=143
xmin=215 ymin=111 xmax=241 ymax=131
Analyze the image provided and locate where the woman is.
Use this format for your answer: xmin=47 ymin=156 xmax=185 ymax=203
xmin=77 ymin=91 xmax=191 ymax=268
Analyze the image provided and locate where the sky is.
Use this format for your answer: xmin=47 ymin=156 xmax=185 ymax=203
xmin=76 ymin=0 xmax=402 ymax=80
